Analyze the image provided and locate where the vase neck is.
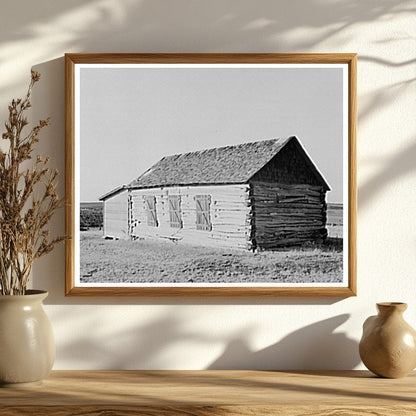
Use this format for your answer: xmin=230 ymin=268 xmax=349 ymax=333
xmin=377 ymin=302 xmax=407 ymax=317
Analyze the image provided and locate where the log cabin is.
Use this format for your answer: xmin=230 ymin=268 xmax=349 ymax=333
xmin=99 ymin=136 xmax=330 ymax=250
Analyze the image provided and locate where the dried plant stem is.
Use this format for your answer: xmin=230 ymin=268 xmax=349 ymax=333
xmin=0 ymin=71 xmax=65 ymax=295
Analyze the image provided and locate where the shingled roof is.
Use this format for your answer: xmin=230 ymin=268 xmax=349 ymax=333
xmin=127 ymin=136 xmax=330 ymax=191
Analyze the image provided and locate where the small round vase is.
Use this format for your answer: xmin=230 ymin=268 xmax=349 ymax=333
xmin=359 ymin=302 xmax=416 ymax=378
xmin=0 ymin=290 xmax=55 ymax=387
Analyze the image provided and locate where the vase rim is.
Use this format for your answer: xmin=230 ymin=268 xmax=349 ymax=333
xmin=377 ymin=302 xmax=407 ymax=312
xmin=0 ymin=290 xmax=48 ymax=301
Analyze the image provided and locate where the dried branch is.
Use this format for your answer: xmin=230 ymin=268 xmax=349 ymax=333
xmin=0 ymin=70 xmax=65 ymax=295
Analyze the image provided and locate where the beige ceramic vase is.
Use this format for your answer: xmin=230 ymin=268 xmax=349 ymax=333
xmin=359 ymin=302 xmax=416 ymax=378
xmin=0 ymin=290 xmax=55 ymax=387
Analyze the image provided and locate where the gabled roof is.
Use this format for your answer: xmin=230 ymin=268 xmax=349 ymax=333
xmin=128 ymin=136 xmax=330 ymax=191
xmin=99 ymin=185 xmax=127 ymax=201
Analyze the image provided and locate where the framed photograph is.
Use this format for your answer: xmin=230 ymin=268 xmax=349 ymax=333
xmin=65 ymin=53 xmax=356 ymax=296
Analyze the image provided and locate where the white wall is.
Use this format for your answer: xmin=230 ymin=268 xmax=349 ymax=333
xmin=1 ymin=0 xmax=415 ymax=370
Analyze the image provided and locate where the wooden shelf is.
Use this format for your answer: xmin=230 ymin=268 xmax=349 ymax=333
xmin=1 ymin=370 xmax=415 ymax=415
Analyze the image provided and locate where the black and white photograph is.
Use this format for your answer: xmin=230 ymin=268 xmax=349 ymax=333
xmin=66 ymin=54 xmax=356 ymax=296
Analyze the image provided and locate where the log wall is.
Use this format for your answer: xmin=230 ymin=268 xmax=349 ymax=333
xmin=130 ymin=184 xmax=252 ymax=249
xmin=250 ymin=181 xmax=327 ymax=249
xmin=102 ymin=190 xmax=129 ymax=239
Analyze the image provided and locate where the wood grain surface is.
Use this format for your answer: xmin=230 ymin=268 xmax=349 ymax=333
xmin=1 ymin=370 xmax=415 ymax=415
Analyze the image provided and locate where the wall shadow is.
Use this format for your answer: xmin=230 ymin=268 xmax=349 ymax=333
xmin=1 ymin=0 xmax=414 ymax=96
xmin=53 ymin=310 xmax=359 ymax=370
xmin=17 ymin=0 xmax=415 ymax=311
xmin=207 ymin=314 xmax=360 ymax=370
xmin=54 ymin=310 xmax=216 ymax=369
xmin=0 ymin=0 xmax=413 ymax=371
xmin=359 ymin=138 xmax=416 ymax=209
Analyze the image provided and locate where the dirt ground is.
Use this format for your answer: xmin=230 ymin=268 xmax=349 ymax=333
xmin=80 ymin=230 xmax=343 ymax=284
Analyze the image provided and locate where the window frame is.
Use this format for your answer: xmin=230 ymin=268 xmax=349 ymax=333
xmin=168 ymin=195 xmax=183 ymax=228
xmin=145 ymin=195 xmax=158 ymax=227
xmin=195 ymin=194 xmax=212 ymax=231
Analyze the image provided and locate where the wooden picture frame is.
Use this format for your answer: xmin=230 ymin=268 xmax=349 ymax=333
xmin=65 ymin=53 xmax=356 ymax=296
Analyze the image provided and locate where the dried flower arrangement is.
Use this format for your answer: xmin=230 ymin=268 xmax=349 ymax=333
xmin=0 ymin=71 xmax=65 ymax=295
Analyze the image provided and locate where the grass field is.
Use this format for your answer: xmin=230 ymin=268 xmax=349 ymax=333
xmin=80 ymin=237 xmax=343 ymax=285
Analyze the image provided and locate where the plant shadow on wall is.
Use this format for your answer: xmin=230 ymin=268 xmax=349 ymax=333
xmin=358 ymin=138 xmax=416 ymax=210
xmin=53 ymin=307 xmax=359 ymax=370
xmin=53 ymin=310 xmax=216 ymax=369
xmin=14 ymin=0 xmax=413 ymax=371
xmin=0 ymin=0 xmax=414 ymax=97
xmin=357 ymin=57 xmax=416 ymax=210
xmin=22 ymin=0 xmax=415 ymax=300
xmin=45 ymin=0 xmax=415 ymax=53
xmin=207 ymin=314 xmax=359 ymax=370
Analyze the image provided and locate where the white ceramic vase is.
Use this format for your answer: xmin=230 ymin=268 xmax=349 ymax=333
xmin=0 ymin=290 xmax=55 ymax=387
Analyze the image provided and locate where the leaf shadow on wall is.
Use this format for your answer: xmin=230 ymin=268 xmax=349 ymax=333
xmin=207 ymin=314 xmax=360 ymax=370
xmin=26 ymin=0 xmax=416 ymax=303
xmin=358 ymin=138 xmax=416 ymax=210
xmin=52 ymin=308 xmax=359 ymax=370
xmin=53 ymin=311 xmax=215 ymax=369
xmin=0 ymin=0 xmax=414 ymax=96
xmin=0 ymin=0 xmax=414 ymax=374
xmin=356 ymin=54 xmax=416 ymax=210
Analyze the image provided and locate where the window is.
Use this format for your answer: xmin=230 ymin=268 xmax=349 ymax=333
xmin=145 ymin=196 xmax=158 ymax=227
xmin=195 ymin=195 xmax=211 ymax=231
xmin=169 ymin=195 xmax=182 ymax=228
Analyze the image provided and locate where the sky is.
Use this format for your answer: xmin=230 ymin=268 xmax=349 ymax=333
xmin=79 ymin=65 xmax=345 ymax=203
